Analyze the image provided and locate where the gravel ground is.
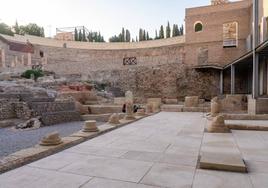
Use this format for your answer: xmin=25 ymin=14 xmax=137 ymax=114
xmin=0 ymin=121 xmax=104 ymax=158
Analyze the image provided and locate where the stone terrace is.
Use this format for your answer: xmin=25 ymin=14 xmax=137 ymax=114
xmin=0 ymin=112 xmax=267 ymax=188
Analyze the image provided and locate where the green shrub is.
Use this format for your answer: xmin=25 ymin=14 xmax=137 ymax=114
xmin=21 ymin=69 xmax=44 ymax=80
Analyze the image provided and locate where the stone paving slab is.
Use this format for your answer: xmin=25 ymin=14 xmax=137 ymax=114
xmin=200 ymin=152 xmax=247 ymax=173
xmin=1 ymin=112 xmax=268 ymax=188
xmin=200 ymin=133 xmax=246 ymax=173
xmin=192 ymin=169 xmax=253 ymax=188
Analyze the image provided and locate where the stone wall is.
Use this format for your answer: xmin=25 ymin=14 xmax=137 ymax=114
xmin=0 ymin=99 xmax=16 ymax=120
xmin=40 ymin=44 xmax=185 ymax=74
xmin=89 ymin=63 xmax=220 ymax=102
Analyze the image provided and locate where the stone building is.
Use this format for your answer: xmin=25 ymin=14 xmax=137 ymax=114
xmin=0 ymin=0 xmax=267 ymax=110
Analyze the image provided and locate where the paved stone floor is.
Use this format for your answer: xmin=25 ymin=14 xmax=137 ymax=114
xmin=0 ymin=112 xmax=268 ymax=188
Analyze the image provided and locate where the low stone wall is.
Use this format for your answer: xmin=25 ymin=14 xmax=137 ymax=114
xmin=41 ymin=111 xmax=81 ymax=126
xmin=0 ymin=99 xmax=16 ymax=120
xmin=29 ymin=101 xmax=76 ymax=114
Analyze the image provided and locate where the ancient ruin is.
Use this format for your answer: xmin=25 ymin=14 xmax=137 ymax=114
xmin=108 ymin=113 xmax=120 ymax=124
xmin=82 ymin=120 xmax=99 ymax=132
xmin=40 ymin=132 xmax=63 ymax=146
xmin=1 ymin=0 xmax=268 ymax=187
xmin=207 ymin=115 xmax=230 ymax=133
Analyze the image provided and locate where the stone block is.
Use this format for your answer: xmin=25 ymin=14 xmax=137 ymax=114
xmin=207 ymin=115 xmax=230 ymax=133
xmin=147 ymin=98 xmax=162 ymax=108
xmin=40 ymin=132 xmax=63 ymax=146
xmin=161 ymin=105 xmax=183 ymax=112
xmin=83 ymin=120 xmax=99 ymax=132
xmin=200 ymin=152 xmax=247 ymax=173
xmin=163 ymin=99 xmax=178 ymax=104
xmin=108 ymin=113 xmax=120 ymax=124
xmin=184 ymin=96 xmax=199 ymax=107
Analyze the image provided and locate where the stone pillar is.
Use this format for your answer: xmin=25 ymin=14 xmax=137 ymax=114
xmin=252 ymin=0 xmax=259 ymax=99
xmin=82 ymin=120 xmax=99 ymax=132
xmin=108 ymin=113 xmax=120 ymax=124
xmin=1 ymin=49 xmax=5 ymax=68
xmin=21 ymin=55 xmax=24 ymax=66
xmin=124 ymin=101 xmax=136 ymax=120
xmin=231 ymin=65 xmax=235 ymax=95
xmin=211 ymin=97 xmax=220 ymax=117
xmin=27 ymin=53 xmax=32 ymax=66
xmin=125 ymin=91 xmax=133 ymax=103
xmin=207 ymin=115 xmax=230 ymax=133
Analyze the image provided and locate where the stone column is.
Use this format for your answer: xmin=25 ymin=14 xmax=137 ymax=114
xmin=124 ymin=101 xmax=136 ymax=120
xmin=0 ymin=49 xmax=5 ymax=68
xmin=27 ymin=53 xmax=32 ymax=66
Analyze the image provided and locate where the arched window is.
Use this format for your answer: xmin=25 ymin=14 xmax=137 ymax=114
xmin=194 ymin=22 xmax=203 ymax=32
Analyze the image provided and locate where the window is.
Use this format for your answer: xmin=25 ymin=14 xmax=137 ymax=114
xmin=223 ymin=22 xmax=238 ymax=48
xmin=39 ymin=51 xmax=44 ymax=58
xmin=194 ymin=22 xmax=203 ymax=32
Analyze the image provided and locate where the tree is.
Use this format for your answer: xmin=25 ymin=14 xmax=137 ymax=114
xmin=0 ymin=23 xmax=14 ymax=36
xmin=78 ymin=30 xmax=82 ymax=41
xmin=121 ymin=28 xmax=125 ymax=42
xmin=143 ymin=30 xmax=146 ymax=41
xmin=13 ymin=21 xmax=20 ymax=34
xmin=159 ymin=25 xmax=165 ymax=39
xmin=19 ymin=23 xmax=45 ymax=37
xmin=155 ymin=30 xmax=159 ymax=40
xmin=172 ymin=24 xmax=176 ymax=37
xmin=139 ymin=28 xmax=143 ymax=41
xmin=146 ymin=32 xmax=150 ymax=40
xmin=74 ymin=28 xmax=78 ymax=41
xmin=82 ymin=28 xmax=87 ymax=41
xmin=179 ymin=24 xmax=184 ymax=36
xmin=166 ymin=22 xmax=171 ymax=38
xmin=126 ymin=29 xmax=131 ymax=42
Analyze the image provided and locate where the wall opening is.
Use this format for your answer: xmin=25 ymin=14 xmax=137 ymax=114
xmin=194 ymin=22 xmax=203 ymax=32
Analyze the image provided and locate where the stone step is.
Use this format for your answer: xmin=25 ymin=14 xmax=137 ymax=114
xmin=161 ymin=105 xmax=183 ymax=112
xmin=161 ymin=105 xmax=210 ymax=113
xmin=84 ymin=100 xmax=99 ymax=105
xmin=225 ymin=120 xmax=268 ymax=131
xmin=199 ymin=133 xmax=247 ymax=173
xmin=84 ymin=105 xmax=122 ymax=114
xmin=224 ymin=113 xmax=268 ymax=120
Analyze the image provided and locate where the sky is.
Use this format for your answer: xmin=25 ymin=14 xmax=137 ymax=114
xmin=0 ymin=0 xmax=215 ymax=40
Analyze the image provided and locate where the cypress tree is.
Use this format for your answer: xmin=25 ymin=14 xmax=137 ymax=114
xmin=126 ymin=29 xmax=131 ymax=42
xmin=172 ymin=24 xmax=176 ymax=37
xmin=155 ymin=30 xmax=158 ymax=40
xmin=14 ymin=21 xmax=20 ymax=34
xmin=82 ymin=28 xmax=86 ymax=41
xmin=139 ymin=29 xmax=143 ymax=41
xmin=121 ymin=28 xmax=125 ymax=42
xmin=74 ymin=28 xmax=78 ymax=41
xmin=159 ymin=25 xmax=165 ymax=39
xmin=146 ymin=32 xmax=149 ymax=40
xmin=143 ymin=30 xmax=146 ymax=41
xmin=78 ymin=30 xmax=82 ymax=41
xmin=179 ymin=25 xmax=184 ymax=36
xmin=166 ymin=22 xmax=171 ymax=38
